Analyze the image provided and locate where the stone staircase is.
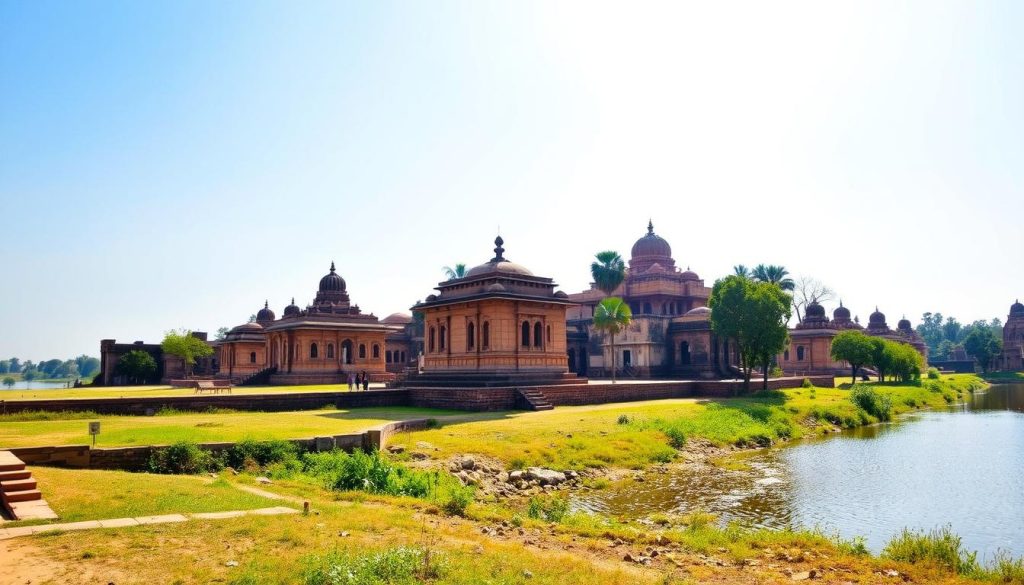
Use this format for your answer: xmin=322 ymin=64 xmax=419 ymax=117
xmin=0 ymin=451 xmax=57 ymax=521
xmin=517 ymin=387 xmax=554 ymax=411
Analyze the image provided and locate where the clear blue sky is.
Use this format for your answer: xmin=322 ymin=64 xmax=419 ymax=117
xmin=2 ymin=1 xmax=1022 ymax=360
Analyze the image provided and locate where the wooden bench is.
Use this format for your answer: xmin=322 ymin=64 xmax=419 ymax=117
xmin=194 ymin=380 xmax=232 ymax=394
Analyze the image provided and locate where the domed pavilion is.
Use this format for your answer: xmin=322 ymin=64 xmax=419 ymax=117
xmin=409 ymin=235 xmax=577 ymax=396
xmin=1000 ymin=299 xmax=1024 ymax=371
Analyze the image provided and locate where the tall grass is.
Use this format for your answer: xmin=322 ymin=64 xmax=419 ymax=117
xmin=301 ymin=546 xmax=448 ymax=585
xmin=849 ymin=385 xmax=893 ymax=421
xmin=882 ymin=526 xmax=980 ymax=575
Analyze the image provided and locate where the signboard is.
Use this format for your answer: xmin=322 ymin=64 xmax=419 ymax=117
xmin=89 ymin=421 xmax=100 ymax=445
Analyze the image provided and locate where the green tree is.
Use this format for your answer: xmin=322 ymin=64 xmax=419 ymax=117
xmin=709 ymin=276 xmax=791 ymax=392
xmin=830 ymin=330 xmax=875 ymax=383
xmin=934 ymin=339 xmax=955 ymax=361
xmin=0 ymin=360 xmax=8 ymax=374
xmin=214 ymin=326 xmax=231 ymax=341
xmin=732 ymin=265 xmax=751 ymax=278
xmin=916 ymin=312 xmax=945 ymax=354
xmin=962 ymin=327 xmax=1002 ymax=373
xmin=161 ymin=329 xmax=214 ymax=378
xmin=942 ymin=317 xmax=962 ymax=343
xmin=7 ymin=358 xmax=20 ymax=373
xmin=869 ymin=338 xmax=891 ymax=382
xmin=752 ymin=264 xmax=795 ymax=292
xmin=116 ymin=350 xmax=158 ymax=384
xmin=443 ymin=263 xmax=467 ymax=280
xmin=22 ymin=369 xmax=36 ymax=388
xmin=590 ymin=251 xmax=626 ymax=296
xmin=593 ymin=297 xmax=632 ymax=383
xmin=2 ymin=376 xmax=14 ymax=389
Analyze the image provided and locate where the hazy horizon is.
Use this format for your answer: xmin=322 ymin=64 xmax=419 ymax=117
xmin=2 ymin=1 xmax=1022 ymax=359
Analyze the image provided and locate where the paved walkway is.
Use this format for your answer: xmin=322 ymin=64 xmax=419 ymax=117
xmin=0 ymin=506 xmax=298 ymax=540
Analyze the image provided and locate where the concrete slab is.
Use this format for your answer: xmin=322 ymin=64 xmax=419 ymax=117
xmin=98 ymin=517 xmax=140 ymax=528
xmin=250 ymin=506 xmax=299 ymax=516
xmin=134 ymin=514 xmax=188 ymax=525
xmin=191 ymin=510 xmax=246 ymax=520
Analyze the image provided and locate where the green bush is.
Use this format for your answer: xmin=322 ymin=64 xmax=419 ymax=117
xmin=927 ymin=367 xmax=940 ymax=380
xmin=882 ymin=526 xmax=980 ymax=576
xmin=527 ymin=494 xmax=570 ymax=522
xmin=440 ymin=485 xmax=474 ymax=517
xmin=616 ymin=414 xmax=631 ymax=425
xmin=148 ymin=441 xmax=219 ymax=474
xmin=223 ymin=439 xmax=299 ymax=470
xmin=801 ymin=378 xmax=814 ymax=388
xmin=663 ymin=425 xmax=687 ymax=449
xmin=302 ymin=546 xmax=447 ymax=585
xmin=849 ymin=385 xmax=892 ymax=421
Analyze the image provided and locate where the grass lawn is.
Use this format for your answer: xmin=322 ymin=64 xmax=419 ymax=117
xmin=0 ymin=383 xmax=384 ymax=401
xmin=7 ymin=467 xmax=281 ymax=526
xmin=0 ymin=406 xmax=457 ymax=448
xmin=393 ymin=374 xmax=987 ymax=470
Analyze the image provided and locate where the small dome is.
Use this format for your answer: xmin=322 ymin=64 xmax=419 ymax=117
xmin=805 ymin=301 xmax=826 ymax=319
xmin=381 ymin=312 xmax=413 ymax=325
xmin=869 ymin=307 xmax=887 ymax=326
xmin=256 ymin=301 xmax=275 ymax=323
xmin=898 ymin=316 xmax=912 ymax=331
xmin=554 ymin=290 xmax=569 ymax=299
xmin=631 ymin=220 xmax=672 ymax=260
xmin=230 ymin=322 xmax=264 ymax=334
xmin=319 ymin=261 xmax=347 ymax=293
xmin=833 ymin=301 xmax=851 ymax=320
xmin=465 ymin=236 xmax=535 ymax=278
xmin=283 ymin=297 xmax=301 ymax=317
xmin=426 ymin=294 xmax=438 ymax=302
xmin=1011 ymin=299 xmax=1024 ymax=315
xmin=681 ymin=267 xmax=699 ymax=280
xmin=685 ymin=306 xmax=712 ymax=317
xmin=486 ymin=282 xmax=506 ymax=292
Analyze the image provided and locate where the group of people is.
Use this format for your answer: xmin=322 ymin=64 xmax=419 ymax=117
xmin=348 ymin=371 xmax=371 ymax=391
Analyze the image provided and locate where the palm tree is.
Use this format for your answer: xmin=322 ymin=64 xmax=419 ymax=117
xmin=443 ymin=263 xmax=467 ymax=280
xmin=752 ymin=264 xmax=795 ymax=291
xmin=591 ymin=251 xmax=626 ymax=296
xmin=733 ymin=264 xmax=751 ymax=278
xmin=593 ymin=297 xmax=633 ymax=383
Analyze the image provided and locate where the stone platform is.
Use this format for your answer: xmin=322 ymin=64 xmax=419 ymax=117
xmin=0 ymin=451 xmax=57 ymax=522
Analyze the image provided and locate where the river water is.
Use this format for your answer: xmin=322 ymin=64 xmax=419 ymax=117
xmin=1 ymin=380 xmax=69 ymax=391
xmin=575 ymin=383 xmax=1024 ymax=559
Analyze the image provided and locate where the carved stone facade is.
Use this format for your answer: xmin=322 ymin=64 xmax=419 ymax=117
xmin=1001 ymin=300 xmax=1024 ymax=371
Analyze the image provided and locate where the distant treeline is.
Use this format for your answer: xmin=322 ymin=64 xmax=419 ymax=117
xmin=0 ymin=355 xmax=100 ymax=380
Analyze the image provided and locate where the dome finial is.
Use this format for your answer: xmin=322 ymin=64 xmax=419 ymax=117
xmin=264 ymin=300 xmax=269 ymax=309
xmin=840 ymin=299 xmax=844 ymax=307
xmin=647 ymin=219 xmax=654 ymax=235
xmin=492 ymin=235 xmax=505 ymax=261
xmin=291 ymin=297 xmax=295 ymax=304
xmin=330 ymin=261 xmax=336 ymax=273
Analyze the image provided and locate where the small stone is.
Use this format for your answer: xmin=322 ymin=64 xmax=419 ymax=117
xmin=225 ymin=560 xmax=239 ymax=567
xmin=461 ymin=458 xmax=475 ymax=470
xmin=338 ymin=531 xmax=349 ymax=537
xmin=256 ymin=477 xmax=272 ymax=485
xmin=387 ymin=444 xmax=405 ymax=454
xmin=523 ymin=570 xmax=533 ymax=578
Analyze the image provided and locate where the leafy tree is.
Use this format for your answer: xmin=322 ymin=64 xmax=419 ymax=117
xmin=593 ymin=297 xmax=632 ymax=383
xmin=942 ymin=318 xmax=962 ymax=344
xmin=116 ymin=350 xmax=158 ymax=384
xmin=831 ymin=330 xmax=875 ymax=383
xmin=161 ymin=329 xmax=214 ymax=378
xmin=443 ymin=263 xmax=467 ymax=280
xmin=752 ymin=264 xmax=795 ymax=292
xmin=214 ymin=327 xmax=231 ymax=341
xmin=0 ymin=360 xmax=8 ymax=374
xmin=2 ymin=376 xmax=14 ymax=389
xmin=868 ymin=338 xmax=892 ymax=382
xmin=934 ymin=339 xmax=956 ymax=361
xmin=792 ymin=276 xmax=834 ymax=323
xmin=916 ymin=312 xmax=945 ymax=354
xmin=709 ymin=276 xmax=791 ymax=392
xmin=40 ymin=359 xmax=62 ymax=377
xmin=962 ymin=327 xmax=1002 ymax=373
xmin=590 ymin=251 xmax=626 ymax=296
xmin=22 ymin=369 xmax=36 ymax=388
xmin=732 ymin=265 xmax=751 ymax=278
xmin=7 ymin=358 xmax=20 ymax=373
xmin=75 ymin=355 xmax=100 ymax=378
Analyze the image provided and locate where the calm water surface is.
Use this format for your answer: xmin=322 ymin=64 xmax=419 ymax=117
xmin=1 ymin=380 xmax=68 ymax=390
xmin=575 ymin=383 xmax=1024 ymax=558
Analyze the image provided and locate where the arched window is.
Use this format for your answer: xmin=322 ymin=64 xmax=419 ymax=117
xmin=482 ymin=321 xmax=490 ymax=349
xmin=327 ymin=344 xmax=335 ymax=359
xmin=680 ymin=341 xmax=691 ymax=365
xmin=467 ymin=322 xmax=475 ymax=351
xmin=796 ymin=346 xmax=805 ymax=361
xmin=439 ymin=326 xmax=447 ymax=350
xmin=372 ymin=344 xmax=380 ymax=359
xmin=359 ymin=344 xmax=366 ymax=359
xmin=310 ymin=343 xmax=318 ymax=359
xmin=429 ymin=327 xmax=436 ymax=353
xmin=784 ymin=349 xmax=790 ymax=361
xmin=400 ymin=351 xmax=406 ymax=362
xmin=342 ymin=340 xmax=353 ymax=364
xmin=521 ymin=321 xmax=530 ymax=347
xmin=250 ymin=351 xmax=256 ymax=364
xmin=534 ymin=322 xmax=543 ymax=348
xmin=386 ymin=350 xmax=392 ymax=363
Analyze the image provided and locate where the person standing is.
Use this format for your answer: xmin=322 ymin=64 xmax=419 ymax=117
xmin=348 ymin=372 xmax=355 ymax=390
xmin=361 ymin=370 xmax=369 ymax=391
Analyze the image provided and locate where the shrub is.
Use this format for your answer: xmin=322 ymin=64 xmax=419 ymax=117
xmin=148 ymin=441 xmax=219 ymax=474
xmin=663 ymin=425 xmax=687 ymax=449
xmin=302 ymin=546 xmax=447 ymax=585
xmin=849 ymin=385 xmax=892 ymax=422
xmin=223 ymin=439 xmax=299 ymax=470
xmin=927 ymin=367 xmax=940 ymax=380
xmin=527 ymin=494 xmax=570 ymax=522
xmin=801 ymin=378 xmax=814 ymax=388
xmin=882 ymin=525 xmax=980 ymax=576
xmin=616 ymin=414 xmax=631 ymax=425
xmin=440 ymin=485 xmax=474 ymax=517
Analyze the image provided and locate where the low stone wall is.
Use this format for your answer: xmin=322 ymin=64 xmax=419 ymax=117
xmin=9 ymin=419 xmax=434 ymax=472
xmin=0 ymin=389 xmax=411 ymax=416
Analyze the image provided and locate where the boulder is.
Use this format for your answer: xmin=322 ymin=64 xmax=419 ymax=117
xmin=526 ymin=467 xmax=566 ymax=486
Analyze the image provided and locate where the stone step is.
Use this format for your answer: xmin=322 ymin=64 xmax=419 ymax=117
xmin=0 ymin=462 xmax=25 ymax=473
xmin=9 ymin=498 xmax=58 ymax=521
xmin=0 ymin=470 xmax=31 ymax=482
xmin=1 ymin=478 xmax=37 ymax=492
xmin=2 ymin=488 xmax=42 ymax=503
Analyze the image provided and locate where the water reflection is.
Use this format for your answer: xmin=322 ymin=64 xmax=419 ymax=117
xmin=574 ymin=383 xmax=1024 ymax=558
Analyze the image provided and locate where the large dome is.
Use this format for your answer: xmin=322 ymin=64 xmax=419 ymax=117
xmin=869 ymin=307 xmax=887 ymax=327
xmin=319 ymin=262 xmax=347 ymax=292
xmin=631 ymin=220 xmax=672 ymax=260
xmin=833 ymin=301 xmax=851 ymax=321
xmin=805 ymin=301 xmax=826 ymax=319
xmin=256 ymin=301 xmax=276 ymax=323
xmin=465 ymin=236 xmax=534 ymax=278
xmin=898 ymin=316 xmax=912 ymax=331
xmin=283 ymin=297 xmax=301 ymax=317
xmin=381 ymin=312 xmax=413 ymax=325
xmin=1011 ymin=299 xmax=1024 ymax=316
